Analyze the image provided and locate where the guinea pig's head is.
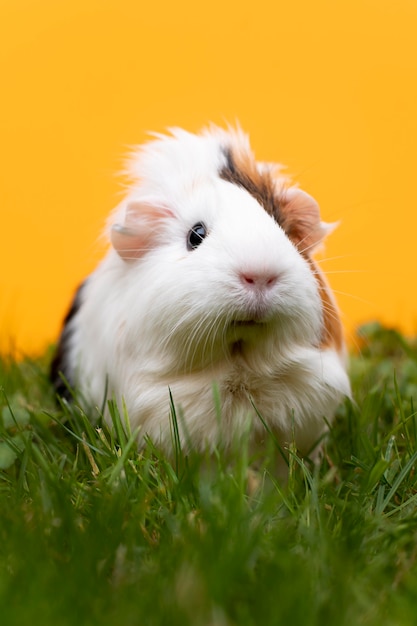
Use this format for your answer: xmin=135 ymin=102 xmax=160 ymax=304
xmin=108 ymin=126 xmax=336 ymax=371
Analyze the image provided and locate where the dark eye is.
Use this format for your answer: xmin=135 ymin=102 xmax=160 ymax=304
xmin=187 ymin=222 xmax=207 ymax=250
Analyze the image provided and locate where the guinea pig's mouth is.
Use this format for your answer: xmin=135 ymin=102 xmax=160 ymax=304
xmin=230 ymin=317 xmax=271 ymax=330
xmin=229 ymin=301 xmax=274 ymax=329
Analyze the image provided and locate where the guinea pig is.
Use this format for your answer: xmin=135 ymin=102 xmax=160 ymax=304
xmin=51 ymin=125 xmax=350 ymax=464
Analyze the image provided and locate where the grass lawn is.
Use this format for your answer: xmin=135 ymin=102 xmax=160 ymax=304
xmin=1 ymin=322 xmax=417 ymax=625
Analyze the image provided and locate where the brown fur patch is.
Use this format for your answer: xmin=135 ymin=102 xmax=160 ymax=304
xmin=219 ymin=146 xmax=283 ymax=224
xmin=307 ymin=258 xmax=345 ymax=352
xmin=220 ymin=145 xmax=318 ymax=252
xmin=219 ymin=143 xmax=344 ymax=352
xmin=277 ymin=188 xmax=331 ymax=256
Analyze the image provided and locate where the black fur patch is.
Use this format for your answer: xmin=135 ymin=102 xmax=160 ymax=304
xmin=50 ymin=282 xmax=85 ymax=400
xmin=219 ymin=148 xmax=283 ymax=224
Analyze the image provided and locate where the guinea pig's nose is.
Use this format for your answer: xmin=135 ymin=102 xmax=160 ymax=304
xmin=240 ymin=271 xmax=279 ymax=289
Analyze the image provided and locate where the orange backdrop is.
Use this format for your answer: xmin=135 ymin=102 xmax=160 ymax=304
xmin=1 ymin=0 xmax=417 ymax=354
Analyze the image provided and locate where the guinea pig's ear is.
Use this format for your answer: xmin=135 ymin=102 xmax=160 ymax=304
xmin=280 ymin=188 xmax=338 ymax=255
xmin=110 ymin=201 xmax=173 ymax=261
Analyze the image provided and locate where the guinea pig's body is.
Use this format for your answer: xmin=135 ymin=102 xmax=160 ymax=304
xmin=51 ymin=126 xmax=350 ymax=460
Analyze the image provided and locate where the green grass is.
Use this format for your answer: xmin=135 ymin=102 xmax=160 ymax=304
xmin=2 ymin=323 xmax=417 ymax=625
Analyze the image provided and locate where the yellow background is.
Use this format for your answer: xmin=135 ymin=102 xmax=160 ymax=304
xmin=1 ymin=0 xmax=417 ymax=354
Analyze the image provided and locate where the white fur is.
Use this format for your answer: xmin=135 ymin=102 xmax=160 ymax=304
xmin=63 ymin=126 xmax=350 ymax=460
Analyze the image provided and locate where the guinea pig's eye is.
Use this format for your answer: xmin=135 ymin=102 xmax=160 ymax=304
xmin=187 ymin=222 xmax=207 ymax=250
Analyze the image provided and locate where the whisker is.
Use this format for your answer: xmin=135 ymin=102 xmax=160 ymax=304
xmin=295 ymin=235 xmax=316 ymax=256
xmin=206 ymin=313 xmax=222 ymax=368
xmin=180 ymin=313 xmax=206 ymax=372
xmin=315 ymin=254 xmax=360 ymax=264
xmin=320 ymin=303 xmax=344 ymax=326
xmin=331 ymin=289 xmax=375 ymax=307
xmin=312 ymin=269 xmax=367 ymax=276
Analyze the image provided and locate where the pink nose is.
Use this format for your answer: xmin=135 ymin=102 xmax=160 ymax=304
xmin=240 ymin=271 xmax=279 ymax=289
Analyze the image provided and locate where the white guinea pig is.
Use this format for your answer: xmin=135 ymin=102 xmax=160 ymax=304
xmin=51 ymin=125 xmax=350 ymax=462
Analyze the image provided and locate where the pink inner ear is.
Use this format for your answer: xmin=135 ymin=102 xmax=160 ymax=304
xmin=281 ymin=188 xmax=333 ymax=254
xmin=110 ymin=201 xmax=174 ymax=261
